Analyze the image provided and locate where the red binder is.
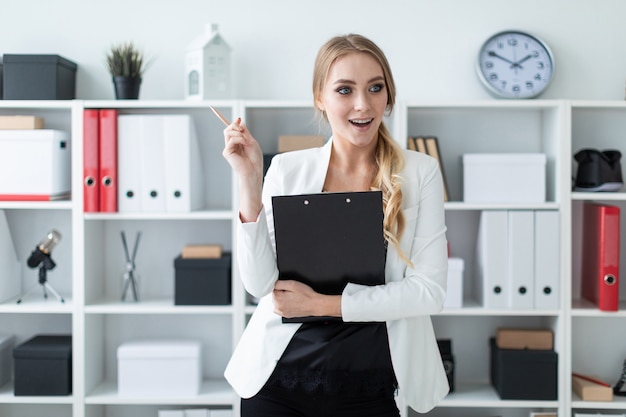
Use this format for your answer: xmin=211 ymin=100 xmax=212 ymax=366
xmin=99 ymin=109 xmax=118 ymax=212
xmin=83 ymin=109 xmax=100 ymax=212
xmin=581 ymin=202 xmax=620 ymax=311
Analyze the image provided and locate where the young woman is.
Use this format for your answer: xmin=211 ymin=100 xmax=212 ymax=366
xmin=222 ymin=33 xmax=449 ymax=417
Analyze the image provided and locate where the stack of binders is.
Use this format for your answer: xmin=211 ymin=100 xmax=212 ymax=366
xmin=475 ymin=210 xmax=560 ymax=310
xmin=83 ymin=111 xmax=204 ymax=213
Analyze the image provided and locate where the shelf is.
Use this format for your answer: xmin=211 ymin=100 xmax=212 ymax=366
xmin=0 ymin=296 xmax=73 ymax=314
xmin=86 ymin=379 xmax=234 ymax=405
xmin=0 ymin=382 xmax=73 ymax=404
xmin=0 ymin=201 xmax=73 ymax=210
xmin=438 ymin=306 xmax=561 ymax=317
xmin=83 ymin=99 xmax=237 ymax=109
xmin=572 ymin=192 xmax=626 ymax=201
xmin=85 ymin=298 xmax=234 ymax=315
xmin=444 ymin=201 xmax=560 ymax=211
xmin=571 ymin=299 xmax=626 ymax=317
xmin=0 ymin=101 xmax=74 ymax=110
xmin=437 ymin=381 xmax=558 ymax=408
xmin=84 ymin=210 xmax=234 ymax=221
xmin=0 ymin=98 xmax=623 ymax=417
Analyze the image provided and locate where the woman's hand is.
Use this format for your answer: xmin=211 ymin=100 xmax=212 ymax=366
xmin=273 ymin=280 xmax=342 ymax=318
xmin=222 ymin=118 xmax=264 ymax=222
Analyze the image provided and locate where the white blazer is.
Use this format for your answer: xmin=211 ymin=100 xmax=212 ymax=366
xmin=224 ymin=138 xmax=450 ymax=412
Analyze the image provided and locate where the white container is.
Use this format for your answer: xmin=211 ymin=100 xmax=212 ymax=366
xmin=117 ymin=340 xmax=202 ymax=397
xmin=0 ymin=334 xmax=16 ymax=387
xmin=0 ymin=130 xmax=71 ymax=201
xmin=444 ymin=258 xmax=464 ymax=309
xmin=463 ymin=153 xmax=546 ymax=203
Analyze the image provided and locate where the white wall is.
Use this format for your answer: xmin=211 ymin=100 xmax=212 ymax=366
xmin=3 ymin=0 xmax=625 ymax=101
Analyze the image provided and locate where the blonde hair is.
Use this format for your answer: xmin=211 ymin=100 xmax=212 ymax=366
xmin=312 ymin=34 xmax=411 ymax=266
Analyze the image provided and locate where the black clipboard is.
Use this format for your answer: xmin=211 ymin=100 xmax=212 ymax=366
xmin=272 ymin=191 xmax=386 ymax=323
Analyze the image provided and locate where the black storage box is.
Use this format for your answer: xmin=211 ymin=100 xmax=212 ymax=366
xmin=2 ymin=54 xmax=77 ymax=100
xmin=13 ymin=335 xmax=72 ymax=396
xmin=489 ymin=338 xmax=557 ymax=400
xmin=437 ymin=339 xmax=455 ymax=392
xmin=174 ymin=253 xmax=232 ymax=305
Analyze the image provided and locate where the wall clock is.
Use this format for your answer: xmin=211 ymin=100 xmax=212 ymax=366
xmin=476 ymin=30 xmax=555 ymax=99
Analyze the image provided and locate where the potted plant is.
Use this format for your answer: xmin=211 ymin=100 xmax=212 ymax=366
xmin=105 ymin=42 xmax=148 ymax=99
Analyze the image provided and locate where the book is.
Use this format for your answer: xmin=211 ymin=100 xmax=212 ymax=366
xmin=413 ymin=136 xmax=427 ymax=154
xmin=407 ymin=136 xmax=417 ymax=151
xmin=424 ymin=136 xmax=450 ymax=202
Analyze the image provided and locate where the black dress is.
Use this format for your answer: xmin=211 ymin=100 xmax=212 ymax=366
xmin=267 ymin=320 xmax=398 ymax=398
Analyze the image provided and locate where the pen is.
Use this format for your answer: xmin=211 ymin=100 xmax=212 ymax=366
xmin=209 ymin=105 xmax=231 ymax=126
xmin=572 ymin=372 xmax=611 ymax=387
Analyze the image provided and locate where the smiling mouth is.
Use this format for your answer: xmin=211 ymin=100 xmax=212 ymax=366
xmin=350 ymin=118 xmax=373 ymax=126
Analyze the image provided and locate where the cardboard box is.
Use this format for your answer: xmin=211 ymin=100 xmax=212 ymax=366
xmin=0 ymin=129 xmax=71 ymax=201
xmin=0 ymin=116 xmax=44 ymax=129
xmin=117 ymin=340 xmax=202 ymax=397
xmin=572 ymin=374 xmax=613 ymax=401
xmin=463 ymin=153 xmax=546 ymax=203
xmin=496 ymin=328 xmax=554 ymax=350
xmin=2 ymin=54 xmax=77 ymax=100
xmin=444 ymin=257 xmax=464 ymax=308
xmin=174 ymin=253 xmax=232 ymax=305
xmin=0 ymin=334 xmax=15 ymax=387
xmin=490 ymin=338 xmax=557 ymax=400
xmin=278 ymin=135 xmax=325 ymax=153
xmin=181 ymin=244 xmax=223 ymax=259
xmin=13 ymin=335 xmax=72 ymax=396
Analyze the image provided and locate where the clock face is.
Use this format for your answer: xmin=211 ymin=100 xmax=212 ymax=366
xmin=476 ymin=30 xmax=555 ymax=99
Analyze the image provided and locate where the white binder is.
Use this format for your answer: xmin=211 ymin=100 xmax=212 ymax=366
xmin=534 ymin=210 xmax=560 ymax=310
xmin=117 ymin=116 xmax=144 ymax=212
xmin=117 ymin=115 xmax=203 ymax=213
xmin=507 ymin=210 xmax=535 ymax=309
xmin=476 ymin=210 xmax=508 ymax=309
xmin=162 ymin=115 xmax=204 ymax=212
xmin=140 ymin=118 xmax=167 ymax=212
xmin=0 ymin=210 xmax=20 ymax=303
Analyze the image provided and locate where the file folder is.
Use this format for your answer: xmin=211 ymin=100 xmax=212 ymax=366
xmin=162 ymin=115 xmax=204 ymax=212
xmin=272 ymin=191 xmax=386 ymax=322
xmin=476 ymin=210 xmax=509 ymax=309
xmin=581 ymin=202 xmax=620 ymax=311
xmin=534 ymin=211 xmax=560 ymax=310
xmin=140 ymin=118 xmax=166 ymax=211
xmin=83 ymin=109 xmax=100 ymax=212
xmin=117 ymin=115 xmax=143 ymax=212
xmin=99 ymin=109 xmax=118 ymax=212
xmin=508 ymin=211 xmax=535 ymax=309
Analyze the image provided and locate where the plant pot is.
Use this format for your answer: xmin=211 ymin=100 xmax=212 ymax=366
xmin=113 ymin=76 xmax=141 ymax=99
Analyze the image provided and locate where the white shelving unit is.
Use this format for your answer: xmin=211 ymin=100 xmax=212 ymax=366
xmin=0 ymin=99 xmax=624 ymax=417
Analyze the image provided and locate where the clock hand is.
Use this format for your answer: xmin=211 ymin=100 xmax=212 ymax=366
xmin=487 ymin=51 xmax=515 ymax=65
xmin=511 ymin=54 xmax=533 ymax=69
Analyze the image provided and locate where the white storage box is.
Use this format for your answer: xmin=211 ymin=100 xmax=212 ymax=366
xmin=444 ymin=257 xmax=464 ymax=309
xmin=463 ymin=153 xmax=546 ymax=203
xmin=0 ymin=334 xmax=16 ymax=387
xmin=117 ymin=340 xmax=202 ymax=397
xmin=0 ymin=130 xmax=71 ymax=201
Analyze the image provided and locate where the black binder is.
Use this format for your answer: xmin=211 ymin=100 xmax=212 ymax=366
xmin=272 ymin=191 xmax=386 ymax=322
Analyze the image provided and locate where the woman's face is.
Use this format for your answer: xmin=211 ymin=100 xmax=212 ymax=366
xmin=316 ymin=52 xmax=388 ymax=150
